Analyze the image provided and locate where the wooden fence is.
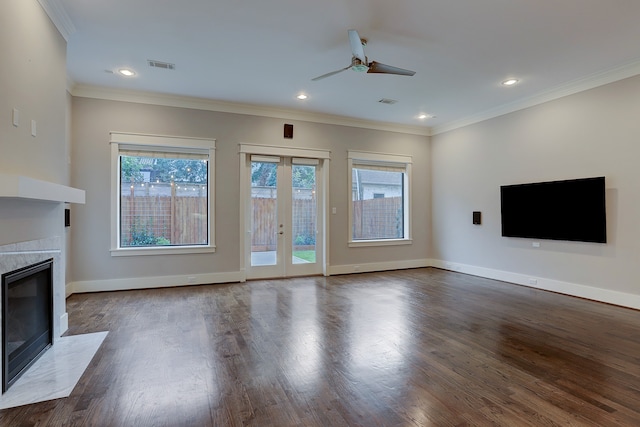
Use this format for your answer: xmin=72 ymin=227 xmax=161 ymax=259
xmin=121 ymin=195 xmax=207 ymax=245
xmin=353 ymin=196 xmax=403 ymax=240
xmin=251 ymin=198 xmax=317 ymax=251
xmin=121 ymin=195 xmax=402 ymax=247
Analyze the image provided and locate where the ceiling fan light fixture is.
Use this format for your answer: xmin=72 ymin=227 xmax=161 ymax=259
xmin=351 ymin=64 xmax=368 ymax=72
xmin=296 ymin=94 xmax=308 ymax=100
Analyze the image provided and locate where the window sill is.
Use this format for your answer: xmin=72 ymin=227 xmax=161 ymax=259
xmin=110 ymin=245 xmax=216 ymax=257
xmin=348 ymin=239 xmax=412 ymax=248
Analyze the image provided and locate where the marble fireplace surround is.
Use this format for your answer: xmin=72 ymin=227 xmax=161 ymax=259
xmin=0 ymin=237 xmax=68 ymax=373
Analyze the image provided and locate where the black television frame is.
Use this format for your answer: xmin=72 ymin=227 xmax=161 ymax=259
xmin=500 ymin=176 xmax=606 ymax=243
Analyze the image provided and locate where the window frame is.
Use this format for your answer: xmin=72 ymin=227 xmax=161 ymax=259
xmin=347 ymin=150 xmax=412 ymax=247
xmin=110 ymin=132 xmax=216 ymax=256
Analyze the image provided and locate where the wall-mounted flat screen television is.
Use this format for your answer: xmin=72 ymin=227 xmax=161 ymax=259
xmin=500 ymin=177 xmax=606 ymax=243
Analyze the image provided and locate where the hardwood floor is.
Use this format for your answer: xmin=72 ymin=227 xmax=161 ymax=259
xmin=1 ymin=268 xmax=639 ymax=426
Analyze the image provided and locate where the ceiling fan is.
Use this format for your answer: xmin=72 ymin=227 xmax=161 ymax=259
xmin=312 ymin=29 xmax=416 ymax=81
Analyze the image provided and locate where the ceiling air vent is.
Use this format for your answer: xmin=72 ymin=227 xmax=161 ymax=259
xmin=147 ymin=60 xmax=175 ymax=70
xmin=378 ymin=98 xmax=398 ymax=105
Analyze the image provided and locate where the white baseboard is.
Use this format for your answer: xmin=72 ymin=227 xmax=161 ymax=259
xmin=432 ymin=259 xmax=640 ymax=310
xmin=328 ymin=258 xmax=430 ymax=276
xmin=68 ymin=271 xmax=243 ymax=294
xmin=66 ymin=260 xmax=640 ymax=310
xmin=65 ymin=283 xmax=73 ymax=298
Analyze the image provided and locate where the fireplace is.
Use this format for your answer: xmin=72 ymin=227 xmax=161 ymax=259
xmin=2 ymin=259 xmax=53 ymax=392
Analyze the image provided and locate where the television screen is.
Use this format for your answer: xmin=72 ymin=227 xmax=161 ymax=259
xmin=500 ymin=177 xmax=606 ymax=243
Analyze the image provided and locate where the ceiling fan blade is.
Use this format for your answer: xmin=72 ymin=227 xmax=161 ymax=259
xmin=367 ymin=61 xmax=416 ymax=76
xmin=311 ymin=66 xmax=351 ymax=81
xmin=348 ymin=29 xmax=367 ymax=63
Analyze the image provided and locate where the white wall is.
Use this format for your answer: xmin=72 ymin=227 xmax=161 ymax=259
xmin=0 ymin=0 xmax=68 ymax=245
xmin=0 ymin=0 xmax=70 ymax=334
xmin=431 ymin=74 xmax=640 ymax=308
xmin=69 ymin=97 xmax=431 ymax=290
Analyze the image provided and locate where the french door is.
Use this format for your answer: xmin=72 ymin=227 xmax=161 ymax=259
xmin=241 ymin=148 xmax=327 ymax=279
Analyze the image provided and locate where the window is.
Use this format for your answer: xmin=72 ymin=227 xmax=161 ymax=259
xmin=110 ymin=133 xmax=215 ymax=256
xmin=348 ymin=151 xmax=411 ymax=246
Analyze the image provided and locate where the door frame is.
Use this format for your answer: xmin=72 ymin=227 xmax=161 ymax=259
xmin=239 ymin=144 xmax=330 ymax=280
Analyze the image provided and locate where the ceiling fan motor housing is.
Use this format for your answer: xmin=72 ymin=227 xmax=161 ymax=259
xmin=351 ymin=57 xmax=369 ymax=72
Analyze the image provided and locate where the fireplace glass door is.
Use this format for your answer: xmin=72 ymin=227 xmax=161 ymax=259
xmin=2 ymin=258 xmax=53 ymax=392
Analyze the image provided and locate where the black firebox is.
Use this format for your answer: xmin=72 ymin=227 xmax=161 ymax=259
xmin=2 ymin=259 xmax=53 ymax=393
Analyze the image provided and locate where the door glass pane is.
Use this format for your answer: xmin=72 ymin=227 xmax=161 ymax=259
xmin=251 ymin=161 xmax=278 ymax=266
xmin=292 ymin=164 xmax=316 ymax=264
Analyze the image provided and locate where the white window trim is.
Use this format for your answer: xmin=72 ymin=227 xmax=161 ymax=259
xmin=348 ymin=150 xmax=412 ymax=247
xmin=110 ymin=132 xmax=216 ymax=256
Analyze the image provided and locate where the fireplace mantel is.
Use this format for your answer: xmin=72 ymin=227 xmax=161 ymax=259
xmin=0 ymin=174 xmax=85 ymax=204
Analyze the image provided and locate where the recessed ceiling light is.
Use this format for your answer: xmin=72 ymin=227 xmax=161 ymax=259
xmin=118 ymin=68 xmax=136 ymax=77
xmin=502 ymin=78 xmax=519 ymax=86
xmin=296 ymin=94 xmax=308 ymax=100
xmin=418 ymin=113 xmax=435 ymax=120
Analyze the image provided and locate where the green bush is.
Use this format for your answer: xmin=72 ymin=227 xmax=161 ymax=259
xmin=294 ymin=233 xmax=316 ymax=246
xmin=128 ymin=225 xmax=171 ymax=246
xmin=130 ymin=229 xmax=157 ymax=246
xmin=155 ymin=236 xmax=171 ymax=245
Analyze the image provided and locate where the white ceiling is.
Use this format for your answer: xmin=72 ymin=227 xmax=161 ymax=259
xmin=57 ymin=0 xmax=640 ymax=133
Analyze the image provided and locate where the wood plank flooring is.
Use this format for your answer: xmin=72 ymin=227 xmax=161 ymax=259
xmin=1 ymin=268 xmax=639 ymax=426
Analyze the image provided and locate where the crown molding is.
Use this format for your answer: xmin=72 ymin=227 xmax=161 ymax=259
xmin=37 ymin=0 xmax=75 ymax=41
xmin=432 ymin=58 xmax=640 ymax=135
xmin=70 ymin=53 xmax=640 ymax=138
xmin=66 ymin=75 xmax=76 ymax=94
xmin=69 ymin=84 xmax=431 ymax=137
xmin=67 ymin=53 xmax=640 ymax=139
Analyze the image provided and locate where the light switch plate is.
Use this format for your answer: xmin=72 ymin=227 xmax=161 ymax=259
xmin=12 ymin=108 xmax=19 ymax=127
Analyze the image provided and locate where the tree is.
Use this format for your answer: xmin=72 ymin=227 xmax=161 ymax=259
xmin=292 ymin=165 xmax=315 ymax=189
xmin=251 ymin=162 xmax=277 ymax=187
xmin=120 ymin=155 xmax=207 ymax=184
xmin=120 ymin=156 xmax=144 ymax=182
xmin=250 ymin=162 xmax=315 ymax=188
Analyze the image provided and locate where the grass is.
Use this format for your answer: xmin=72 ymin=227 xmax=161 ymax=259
xmin=293 ymin=250 xmax=316 ymax=263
